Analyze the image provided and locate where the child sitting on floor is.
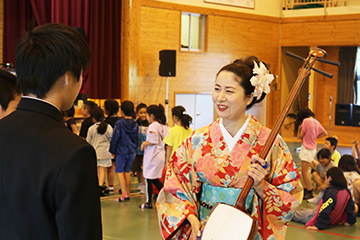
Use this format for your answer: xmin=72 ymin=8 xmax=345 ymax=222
xmin=292 ymin=167 xmax=357 ymax=230
xmin=338 ymin=155 xmax=360 ymax=215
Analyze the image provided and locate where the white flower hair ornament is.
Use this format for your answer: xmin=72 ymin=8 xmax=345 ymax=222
xmin=250 ymin=61 xmax=274 ymax=100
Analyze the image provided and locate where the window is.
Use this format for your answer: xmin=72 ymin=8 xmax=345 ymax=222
xmin=355 ymin=47 xmax=360 ymax=105
xmin=181 ymin=12 xmax=206 ymax=52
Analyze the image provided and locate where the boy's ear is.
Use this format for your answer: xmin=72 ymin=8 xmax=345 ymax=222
xmin=62 ymin=72 xmax=70 ymax=86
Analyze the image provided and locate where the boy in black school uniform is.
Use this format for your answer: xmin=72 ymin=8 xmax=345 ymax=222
xmin=0 ymin=23 xmax=102 ymax=239
xmin=79 ymin=100 xmax=97 ymax=139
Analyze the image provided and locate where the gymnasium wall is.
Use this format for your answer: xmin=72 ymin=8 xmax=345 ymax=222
xmin=130 ymin=0 xmax=280 ymax=127
xmin=2 ymin=0 xmax=360 ymax=144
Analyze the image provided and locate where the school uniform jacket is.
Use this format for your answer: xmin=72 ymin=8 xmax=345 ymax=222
xmin=0 ymin=97 xmax=102 ymax=240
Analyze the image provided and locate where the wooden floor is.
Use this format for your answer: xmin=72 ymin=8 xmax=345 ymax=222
xmin=100 ymin=141 xmax=360 ymax=240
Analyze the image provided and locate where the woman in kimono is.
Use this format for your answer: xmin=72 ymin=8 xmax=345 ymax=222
xmin=157 ymin=56 xmax=303 ymax=240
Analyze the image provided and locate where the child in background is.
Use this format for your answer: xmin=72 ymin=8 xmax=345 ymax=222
xmin=163 ymin=106 xmax=193 ymax=165
xmin=324 ymin=137 xmax=341 ymax=165
xmin=297 ymin=107 xmax=327 ymax=199
xmin=62 ymin=106 xmax=77 ymax=134
xmin=79 ymin=100 xmax=98 ymax=139
xmin=86 ymin=107 xmax=113 ymax=196
xmin=104 ymin=99 xmax=121 ymax=193
xmin=132 ymin=103 xmax=149 ymax=194
xmin=0 ymin=69 xmax=21 ymax=120
xmin=308 ymin=148 xmax=337 ymax=203
xmin=292 ymin=167 xmax=357 ymax=230
xmin=110 ymin=100 xmax=138 ymax=202
xmin=351 ymin=140 xmax=360 ymax=172
xmin=140 ymin=104 xmax=168 ymax=209
xmin=338 ymin=155 xmax=360 ymax=214
xmin=104 ymin=99 xmax=121 ymax=127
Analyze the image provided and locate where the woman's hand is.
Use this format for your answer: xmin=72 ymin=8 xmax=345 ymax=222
xmin=187 ymin=214 xmax=201 ymax=240
xmin=248 ymin=155 xmax=268 ymax=198
xmin=305 ymin=225 xmax=318 ymax=230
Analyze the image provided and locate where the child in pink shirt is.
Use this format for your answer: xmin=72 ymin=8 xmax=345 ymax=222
xmin=297 ymin=108 xmax=327 ymax=199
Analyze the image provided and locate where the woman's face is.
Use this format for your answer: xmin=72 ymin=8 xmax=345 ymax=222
xmin=212 ymin=71 xmax=253 ymax=122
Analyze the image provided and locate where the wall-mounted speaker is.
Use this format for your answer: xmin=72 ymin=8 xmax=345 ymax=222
xmin=335 ymin=103 xmax=353 ymax=126
xmin=159 ymin=50 xmax=176 ymax=77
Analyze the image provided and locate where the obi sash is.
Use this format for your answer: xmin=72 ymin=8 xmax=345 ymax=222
xmin=199 ymin=183 xmax=255 ymax=221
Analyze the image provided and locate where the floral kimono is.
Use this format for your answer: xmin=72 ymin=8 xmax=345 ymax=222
xmin=157 ymin=116 xmax=303 ymax=240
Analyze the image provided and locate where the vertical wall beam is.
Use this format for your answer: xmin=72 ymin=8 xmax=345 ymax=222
xmin=121 ymin=0 xmax=140 ymax=100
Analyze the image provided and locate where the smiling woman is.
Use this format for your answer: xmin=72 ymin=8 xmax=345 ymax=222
xmin=156 ymin=56 xmax=303 ymax=240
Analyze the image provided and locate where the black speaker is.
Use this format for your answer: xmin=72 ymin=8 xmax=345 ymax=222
xmin=159 ymin=50 xmax=176 ymax=77
xmin=352 ymin=105 xmax=360 ymax=127
xmin=335 ymin=103 xmax=352 ymax=126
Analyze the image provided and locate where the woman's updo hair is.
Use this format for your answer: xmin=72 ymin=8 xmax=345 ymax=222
xmin=172 ymin=106 xmax=192 ymax=129
xmin=217 ymin=56 xmax=269 ymax=110
xmin=147 ymin=104 xmax=166 ymax=125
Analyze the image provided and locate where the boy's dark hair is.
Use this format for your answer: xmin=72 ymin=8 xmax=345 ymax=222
xmin=172 ymin=105 xmax=192 ymax=129
xmin=83 ymin=100 xmax=98 ymax=117
xmin=93 ymin=107 xmax=108 ymax=135
xmin=104 ymin=99 xmax=119 ymax=116
xmin=326 ymin=137 xmax=338 ymax=150
xmin=317 ymin=148 xmax=331 ymax=160
xmin=15 ymin=23 xmax=91 ymax=98
xmin=338 ymin=154 xmax=358 ymax=172
xmin=296 ymin=107 xmax=315 ymax=125
xmin=326 ymin=167 xmax=347 ymax=189
xmin=147 ymin=104 xmax=166 ymax=125
xmin=121 ymin=100 xmax=135 ymax=117
xmin=0 ymin=69 xmax=20 ymax=111
xmin=136 ymin=103 xmax=147 ymax=113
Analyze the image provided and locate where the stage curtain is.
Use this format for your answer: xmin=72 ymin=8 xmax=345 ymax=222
xmin=4 ymin=0 xmax=122 ymax=99
xmin=337 ymin=47 xmax=357 ymax=104
xmin=3 ymin=0 xmax=36 ymax=65
xmin=88 ymin=0 xmax=122 ymax=99
xmin=30 ymin=0 xmax=51 ymax=25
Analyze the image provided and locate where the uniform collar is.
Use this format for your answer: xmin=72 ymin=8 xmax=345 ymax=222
xmin=17 ymin=97 xmax=64 ymax=123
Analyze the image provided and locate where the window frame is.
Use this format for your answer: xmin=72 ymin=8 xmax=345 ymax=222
xmin=180 ymin=12 xmax=207 ymax=52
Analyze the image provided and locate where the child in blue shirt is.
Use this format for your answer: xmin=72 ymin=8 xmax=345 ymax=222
xmin=110 ymin=100 xmax=139 ymax=202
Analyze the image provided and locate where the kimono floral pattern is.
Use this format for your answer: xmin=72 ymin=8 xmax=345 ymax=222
xmin=157 ymin=116 xmax=303 ymax=240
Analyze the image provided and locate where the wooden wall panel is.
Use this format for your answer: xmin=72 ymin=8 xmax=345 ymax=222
xmin=280 ymin=15 xmax=360 ymax=47
xmin=132 ymin=3 xmax=280 ymax=126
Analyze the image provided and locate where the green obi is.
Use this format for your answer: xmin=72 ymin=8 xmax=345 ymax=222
xmin=199 ymin=183 xmax=255 ymax=221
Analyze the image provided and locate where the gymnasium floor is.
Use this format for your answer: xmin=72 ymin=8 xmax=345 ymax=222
xmin=100 ymin=141 xmax=360 ymax=240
